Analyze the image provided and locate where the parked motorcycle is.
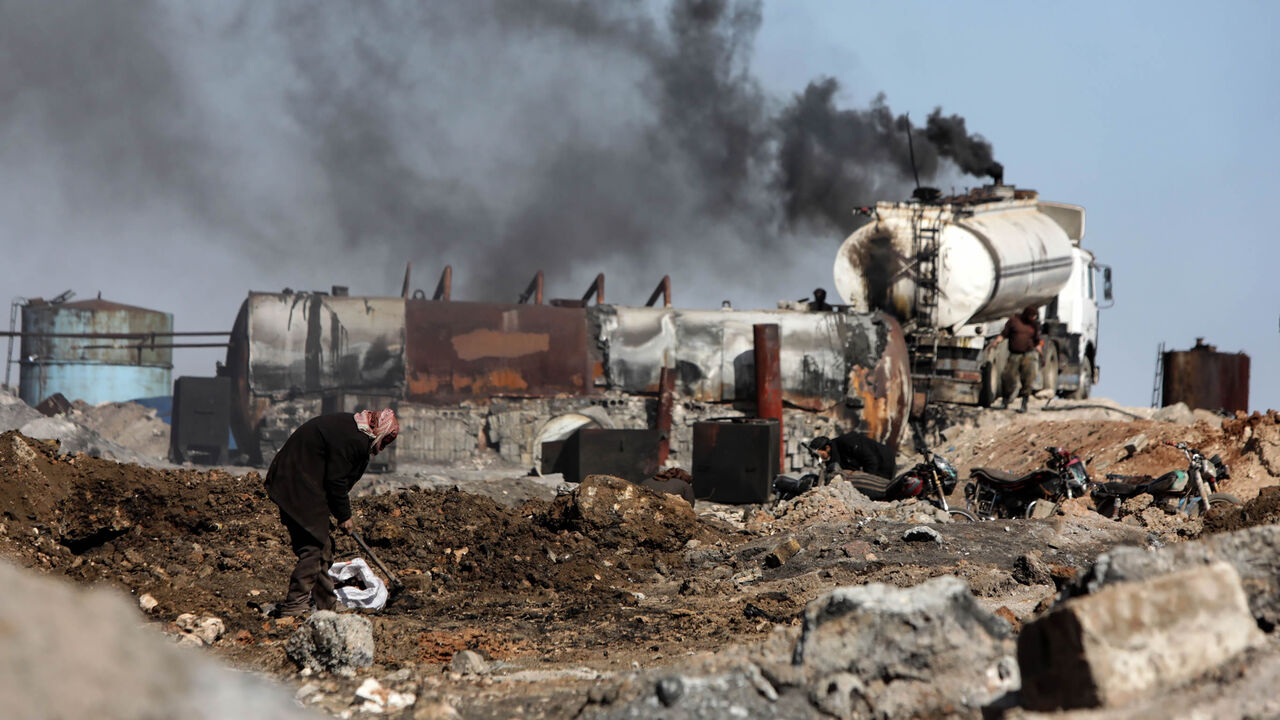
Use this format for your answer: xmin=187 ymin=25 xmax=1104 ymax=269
xmin=774 ymin=444 xmax=975 ymax=521
xmin=965 ymin=446 xmax=1090 ymax=520
xmin=1090 ymin=441 xmax=1241 ymax=518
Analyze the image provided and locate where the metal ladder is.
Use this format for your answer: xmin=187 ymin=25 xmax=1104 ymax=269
xmin=909 ymin=208 xmax=944 ymax=386
xmin=912 ymin=209 xmax=942 ymax=331
xmin=1150 ymin=341 xmax=1166 ymax=408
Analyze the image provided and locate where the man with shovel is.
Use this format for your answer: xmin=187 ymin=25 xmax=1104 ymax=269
xmin=265 ymin=409 xmax=399 ymax=617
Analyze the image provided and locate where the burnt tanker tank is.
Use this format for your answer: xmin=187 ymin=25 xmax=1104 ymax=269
xmin=226 ymin=291 xmax=911 ymax=471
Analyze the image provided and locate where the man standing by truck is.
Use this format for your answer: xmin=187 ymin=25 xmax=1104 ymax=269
xmin=265 ymin=409 xmax=399 ymax=617
xmin=989 ymin=305 xmax=1043 ymax=412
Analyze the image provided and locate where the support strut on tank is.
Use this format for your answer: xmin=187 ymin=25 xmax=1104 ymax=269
xmin=582 ymin=274 xmax=605 ymax=305
xmin=432 ymin=265 xmax=452 ymax=301
xmin=518 ymin=271 xmax=544 ymax=305
xmin=645 ymin=276 xmax=672 ymax=308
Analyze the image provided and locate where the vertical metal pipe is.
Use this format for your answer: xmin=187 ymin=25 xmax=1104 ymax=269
xmin=753 ymin=323 xmax=783 ymax=472
xmin=656 ymin=366 xmax=676 ymax=465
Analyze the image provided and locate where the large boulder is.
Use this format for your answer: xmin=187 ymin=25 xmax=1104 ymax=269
xmin=793 ymin=576 xmax=1017 ymax=718
xmin=1020 ymin=562 xmax=1263 ymax=710
xmin=588 ymin=576 xmax=1016 ymax=719
xmin=1065 ymin=524 xmax=1280 ymax=630
xmin=0 ymin=560 xmax=315 ymax=719
xmin=286 ymin=611 xmax=375 ymax=677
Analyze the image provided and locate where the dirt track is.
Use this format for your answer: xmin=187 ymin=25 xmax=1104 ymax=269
xmin=2 ymin=407 xmax=1279 ymax=717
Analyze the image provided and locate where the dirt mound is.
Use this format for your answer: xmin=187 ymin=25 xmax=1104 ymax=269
xmin=541 ymin=474 xmax=711 ymax=552
xmin=938 ymin=415 xmax=1269 ymax=505
xmin=0 ymin=432 xmax=739 ymax=676
xmin=1202 ymin=486 xmax=1280 ymax=535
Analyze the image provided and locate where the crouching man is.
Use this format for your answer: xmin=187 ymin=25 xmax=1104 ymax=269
xmin=808 ymin=431 xmax=896 ymax=481
xmin=265 ymin=409 xmax=399 ymax=617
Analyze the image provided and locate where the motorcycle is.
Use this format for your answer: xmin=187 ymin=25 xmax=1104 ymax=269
xmin=965 ymin=446 xmax=1090 ymax=520
xmin=774 ymin=445 xmax=975 ymax=521
xmin=1090 ymin=441 xmax=1241 ymax=518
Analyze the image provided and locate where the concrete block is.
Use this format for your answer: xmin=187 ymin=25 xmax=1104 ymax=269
xmin=1019 ymin=562 xmax=1264 ymax=710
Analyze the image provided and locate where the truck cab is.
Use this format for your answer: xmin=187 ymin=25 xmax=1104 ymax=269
xmin=1040 ymin=248 xmax=1110 ymax=398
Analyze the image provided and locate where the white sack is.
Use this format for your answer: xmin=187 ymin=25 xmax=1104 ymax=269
xmin=327 ymin=558 xmax=388 ymax=611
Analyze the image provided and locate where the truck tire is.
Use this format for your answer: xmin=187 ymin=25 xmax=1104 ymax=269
xmin=1039 ymin=343 xmax=1059 ymax=397
xmin=979 ymin=361 xmax=996 ymax=408
xmin=1072 ymin=357 xmax=1092 ymax=400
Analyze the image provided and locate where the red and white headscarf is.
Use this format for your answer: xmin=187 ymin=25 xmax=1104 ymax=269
xmin=354 ymin=408 xmax=399 ymax=455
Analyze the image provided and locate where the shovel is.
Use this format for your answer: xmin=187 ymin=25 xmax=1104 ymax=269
xmin=345 ymin=528 xmax=404 ymax=596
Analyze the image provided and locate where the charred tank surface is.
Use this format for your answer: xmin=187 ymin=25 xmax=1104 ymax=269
xmin=226 ymin=291 xmax=911 ymax=467
xmin=834 ymin=188 xmax=1080 ymax=331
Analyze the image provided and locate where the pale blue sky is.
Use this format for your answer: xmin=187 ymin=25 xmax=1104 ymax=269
xmin=754 ymin=1 xmax=1280 ymax=410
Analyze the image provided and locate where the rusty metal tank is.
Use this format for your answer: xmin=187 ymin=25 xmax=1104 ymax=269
xmin=1161 ymin=338 xmax=1249 ymax=413
xmin=19 ymin=298 xmax=173 ymax=405
xmin=226 ymin=291 xmax=912 ymax=461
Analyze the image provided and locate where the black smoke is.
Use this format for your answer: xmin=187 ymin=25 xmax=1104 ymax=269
xmin=0 ymin=0 xmax=1003 ymax=304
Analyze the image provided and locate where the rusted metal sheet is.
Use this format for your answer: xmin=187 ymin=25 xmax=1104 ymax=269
xmin=404 ymin=299 xmax=590 ymax=403
xmin=1162 ymin=339 xmax=1250 ymax=413
xmin=246 ymin=292 xmax=405 ymax=396
xmin=753 ymin=323 xmax=784 ymax=472
xmin=845 ymin=314 xmax=912 ymax=450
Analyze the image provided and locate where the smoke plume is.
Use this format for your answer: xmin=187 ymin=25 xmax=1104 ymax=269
xmin=0 ymin=0 xmax=1003 ymax=311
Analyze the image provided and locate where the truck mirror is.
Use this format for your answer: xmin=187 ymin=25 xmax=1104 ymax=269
xmin=1103 ymin=267 xmax=1113 ymax=302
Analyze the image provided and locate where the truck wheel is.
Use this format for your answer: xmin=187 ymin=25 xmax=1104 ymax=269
xmin=1040 ymin=343 xmax=1059 ymax=397
xmin=1072 ymin=357 xmax=1092 ymax=400
xmin=979 ymin=361 xmax=998 ymax=408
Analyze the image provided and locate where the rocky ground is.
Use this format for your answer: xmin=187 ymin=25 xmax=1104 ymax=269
xmin=4 ymin=393 xmax=1280 ymax=718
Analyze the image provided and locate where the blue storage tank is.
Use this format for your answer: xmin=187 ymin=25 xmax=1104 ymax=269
xmin=19 ymin=298 xmax=173 ymax=406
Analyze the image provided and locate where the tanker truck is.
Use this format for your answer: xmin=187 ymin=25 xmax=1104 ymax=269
xmin=832 ymin=184 xmax=1112 ymax=410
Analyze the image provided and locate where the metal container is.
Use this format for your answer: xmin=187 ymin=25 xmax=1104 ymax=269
xmin=19 ymin=298 xmax=172 ymax=405
xmin=692 ymin=419 xmax=780 ymax=504
xmin=1161 ymin=339 xmax=1249 ymax=413
xmin=834 ymin=196 xmax=1079 ymax=329
xmin=543 ymin=428 xmax=661 ymax=484
xmin=170 ymin=376 xmax=230 ymax=465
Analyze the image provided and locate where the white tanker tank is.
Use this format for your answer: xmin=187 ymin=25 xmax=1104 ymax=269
xmin=830 ymin=185 xmax=1111 ymax=407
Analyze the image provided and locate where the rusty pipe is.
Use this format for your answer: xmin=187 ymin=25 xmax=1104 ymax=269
xmin=656 ymin=366 xmax=676 ymax=465
xmin=753 ymin=323 xmax=784 ymax=473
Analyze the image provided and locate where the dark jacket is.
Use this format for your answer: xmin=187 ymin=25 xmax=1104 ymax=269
xmin=265 ymin=413 xmax=372 ymax=543
xmin=829 ymin=432 xmax=896 ymax=479
xmin=1001 ymin=314 xmax=1041 ymax=354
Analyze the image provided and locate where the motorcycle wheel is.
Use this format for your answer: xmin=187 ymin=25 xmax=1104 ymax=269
xmin=1185 ymin=493 xmax=1243 ymax=517
xmin=948 ymin=508 xmax=977 ymax=522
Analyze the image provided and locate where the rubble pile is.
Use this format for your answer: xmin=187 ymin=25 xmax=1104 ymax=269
xmin=4 ymin=396 xmax=1280 ymax=718
xmin=762 ymin=479 xmax=952 ymax=531
xmin=71 ymin=398 xmax=171 ymax=460
xmin=0 ymin=387 xmax=165 ymax=465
